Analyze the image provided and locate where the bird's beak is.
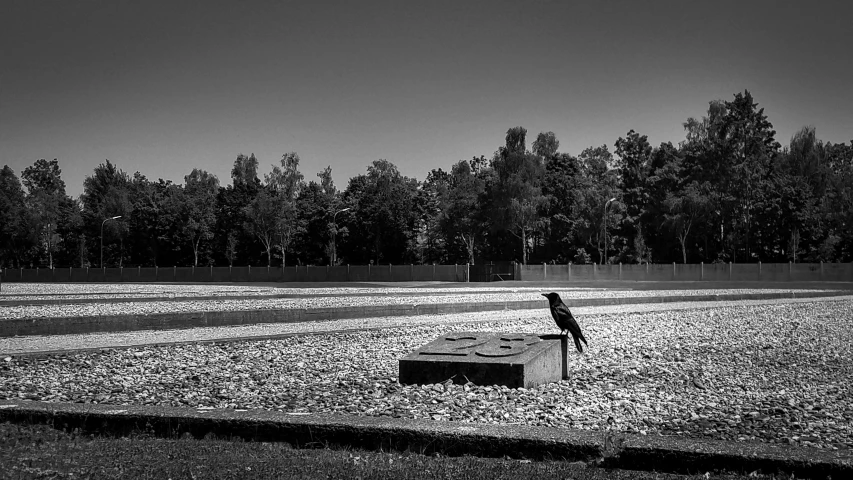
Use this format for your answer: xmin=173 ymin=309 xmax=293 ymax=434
xmin=541 ymin=293 xmax=547 ymax=297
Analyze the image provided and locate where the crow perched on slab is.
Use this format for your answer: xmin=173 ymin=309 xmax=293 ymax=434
xmin=542 ymin=292 xmax=588 ymax=353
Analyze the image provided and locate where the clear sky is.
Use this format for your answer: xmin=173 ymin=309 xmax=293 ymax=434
xmin=2 ymin=0 xmax=851 ymax=197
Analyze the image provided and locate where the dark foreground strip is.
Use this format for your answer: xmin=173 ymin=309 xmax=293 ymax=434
xmin=0 ymin=400 xmax=849 ymax=478
xmin=1 ymin=291 xmax=849 ymax=337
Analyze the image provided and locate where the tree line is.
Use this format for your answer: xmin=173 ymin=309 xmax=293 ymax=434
xmin=1 ymin=90 xmax=851 ymax=269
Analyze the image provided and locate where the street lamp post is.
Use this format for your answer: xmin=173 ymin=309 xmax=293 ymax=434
xmin=603 ymin=198 xmax=616 ymax=265
xmin=101 ymin=216 xmax=122 ymax=268
xmin=331 ymin=207 xmax=351 ymax=265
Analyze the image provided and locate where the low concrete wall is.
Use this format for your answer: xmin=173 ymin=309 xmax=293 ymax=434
xmin=2 ymin=400 xmax=849 ymax=479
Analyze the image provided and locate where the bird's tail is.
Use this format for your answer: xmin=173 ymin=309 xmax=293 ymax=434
xmin=574 ymin=336 xmax=583 ymax=353
xmin=579 ymin=332 xmax=588 ymax=346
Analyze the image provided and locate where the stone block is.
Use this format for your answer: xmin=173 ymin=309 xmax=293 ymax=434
xmin=398 ymin=332 xmax=568 ymax=389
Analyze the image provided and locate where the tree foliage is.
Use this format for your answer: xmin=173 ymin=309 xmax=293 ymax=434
xmin=2 ymin=90 xmax=851 ymax=269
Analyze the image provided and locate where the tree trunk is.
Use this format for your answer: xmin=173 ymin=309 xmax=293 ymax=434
xmin=521 ymin=229 xmax=527 ymax=265
xmin=791 ymin=228 xmax=800 ymax=263
xmin=281 ymin=239 xmax=286 ymax=267
xmin=192 ymin=237 xmax=199 ymax=267
xmin=460 ymin=233 xmax=475 ymax=265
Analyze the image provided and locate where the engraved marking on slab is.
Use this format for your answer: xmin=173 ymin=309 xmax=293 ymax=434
xmin=419 ymin=333 xmax=491 ymax=356
xmin=475 ymin=334 xmax=541 ymax=357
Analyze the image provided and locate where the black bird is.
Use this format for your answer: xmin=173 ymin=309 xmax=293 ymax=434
xmin=542 ymin=292 xmax=588 ymax=353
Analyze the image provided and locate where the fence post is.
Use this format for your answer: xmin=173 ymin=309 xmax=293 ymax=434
xmin=347 ymin=264 xmax=350 ymax=281
xmin=454 ymin=264 xmax=457 ymax=282
xmin=138 ymin=265 xmax=141 ymax=279
xmin=229 ymin=265 xmax=232 ymax=282
xmin=700 ymin=262 xmax=704 ymax=281
xmin=672 ymin=262 xmax=676 ymax=281
xmin=820 ymin=261 xmax=824 ymax=281
xmin=433 ymin=264 xmax=436 ymax=281
xmin=410 ymin=264 xmax=414 ymax=282
xmin=593 ymin=263 xmax=597 ymax=280
xmin=210 ymin=264 xmax=213 ymax=280
xmin=788 ymin=261 xmax=792 ymax=281
xmin=619 ymin=262 xmax=622 ymax=281
xmin=757 ymin=261 xmax=762 ymax=281
xmin=543 ymin=262 xmax=547 ymax=280
xmin=389 ymin=264 xmax=392 ymax=281
xmin=568 ymin=262 xmax=572 ymax=282
xmin=119 ymin=266 xmax=123 ymax=282
xmin=248 ymin=265 xmax=251 ymax=282
xmin=173 ymin=266 xmax=176 ymax=282
xmin=466 ymin=263 xmax=470 ymax=282
xmin=155 ymin=266 xmax=157 ymax=282
xmin=728 ymin=262 xmax=732 ymax=281
xmin=368 ymin=263 xmax=371 ymax=281
xmin=645 ymin=262 xmax=649 ymax=281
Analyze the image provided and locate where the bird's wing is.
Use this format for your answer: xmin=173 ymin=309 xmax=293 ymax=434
xmin=548 ymin=305 xmax=560 ymax=322
xmin=565 ymin=316 xmax=585 ymax=343
xmin=553 ymin=301 xmax=575 ymax=321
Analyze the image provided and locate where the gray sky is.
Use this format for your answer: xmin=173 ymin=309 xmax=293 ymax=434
xmin=2 ymin=0 xmax=851 ymax=197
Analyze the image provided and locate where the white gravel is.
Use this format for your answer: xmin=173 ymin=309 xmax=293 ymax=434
xmin=1 ymin=283 xmax=595 ymax=297
xmin=0 ymin=288 xmax=836 ymax=320
xmin=1 ymin=295 xmax=849 ymax=356
xmin=2 ymin=297 xmax=851 ymax=452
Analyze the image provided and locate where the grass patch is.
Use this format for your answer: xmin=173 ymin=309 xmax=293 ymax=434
xmin=0 ymin=421 xmax=791 ymax=479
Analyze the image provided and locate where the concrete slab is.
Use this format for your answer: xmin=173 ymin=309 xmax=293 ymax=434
xmin=0 ymin=399 xmax=850 ymax=478
xmin=399 ymin=332 xmax=569 ymax=388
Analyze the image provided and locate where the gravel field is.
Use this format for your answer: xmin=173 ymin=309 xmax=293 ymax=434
xmin=0 ymin=282 xmax=838 ymax=300
xmin=0 ymin=288 xmax=835 ymax=320
xmin=1 ymin=283 xmax=595 ymax=297
xmin=2 ymin=296 xmax=849 ymax=356
xmin=2 ymin=298 xmax=851 ymax=452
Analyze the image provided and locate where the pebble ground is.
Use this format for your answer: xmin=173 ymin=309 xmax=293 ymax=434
xmin=1 ymin=284 xmax=851 ymax=453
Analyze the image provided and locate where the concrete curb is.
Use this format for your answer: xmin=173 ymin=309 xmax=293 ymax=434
xmin=2 ymin=291 xmax=850 ymax=337
xmin=0 ymin=400 xmax=849 ymax=478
